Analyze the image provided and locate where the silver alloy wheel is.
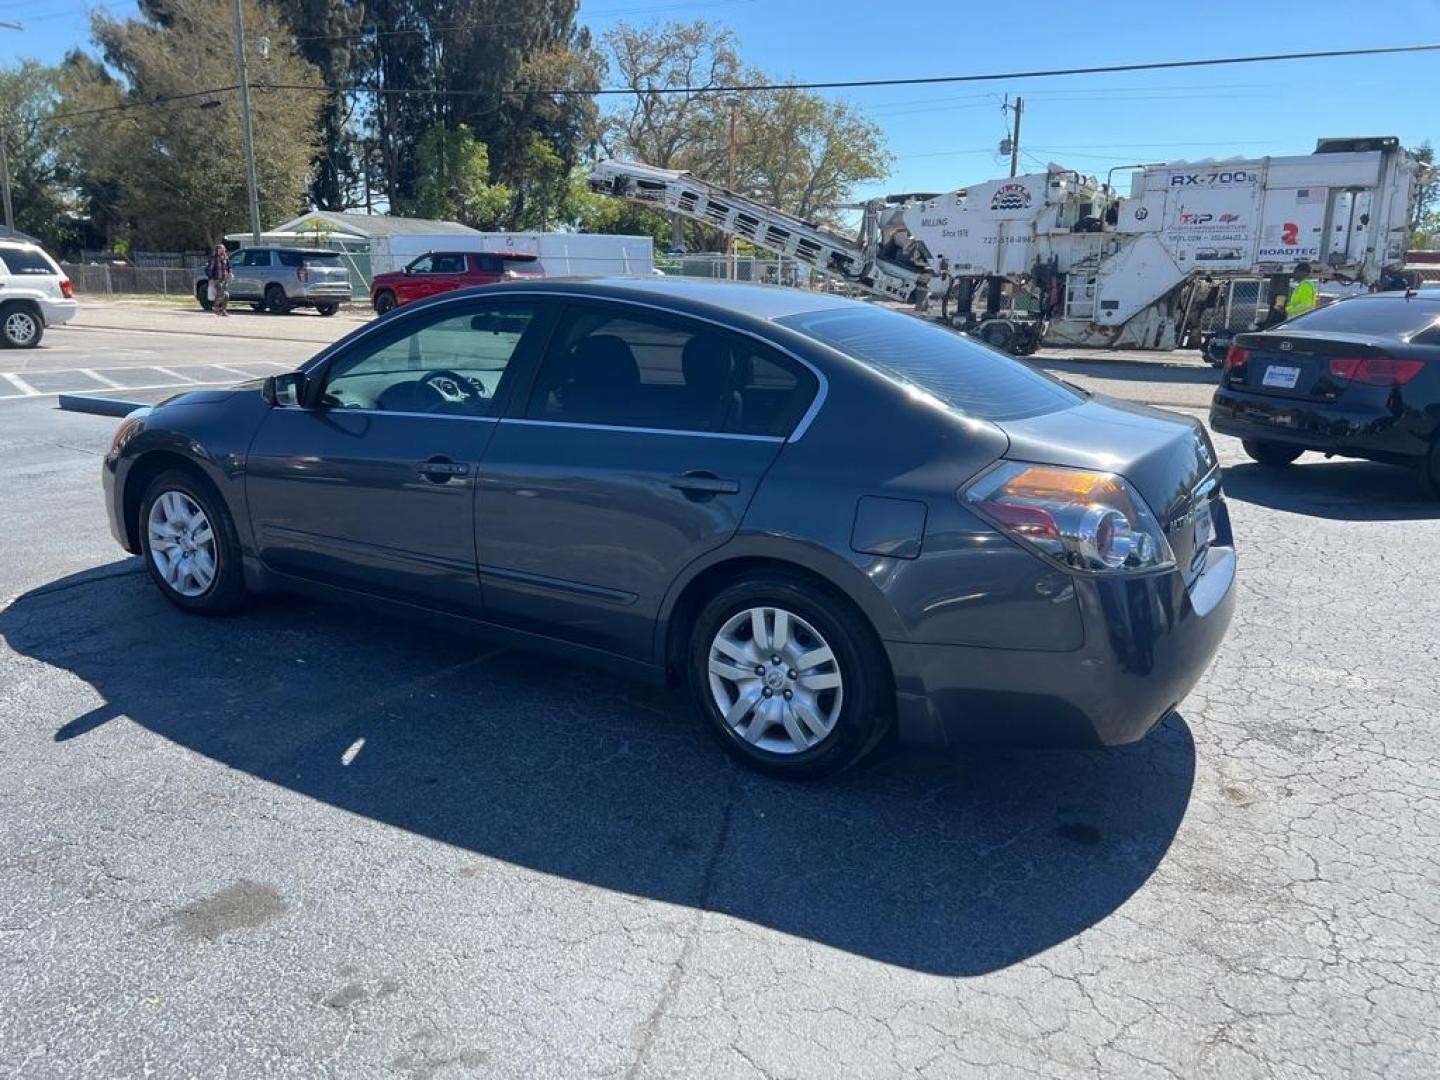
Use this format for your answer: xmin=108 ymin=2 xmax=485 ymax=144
xmin=708 ymin=605 xmax=844 ymax=755
xmin=4 ymin=310 xmax=38 ymax=345
xmin=147 ymin=490 xmax=218 ymax=598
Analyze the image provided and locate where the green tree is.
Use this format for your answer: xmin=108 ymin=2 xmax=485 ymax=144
xmin=406 ymin=123 xmax=510 ymax=228
xmin=63 ymin=0 xmax=323 ymax=249
xmin=276 ymin=0 xmax=367 ymax=209
xmin=1409 ymin=142 xmax=1435 ymax=248
xmin=0 ymin=61 xmax=75 ymax=252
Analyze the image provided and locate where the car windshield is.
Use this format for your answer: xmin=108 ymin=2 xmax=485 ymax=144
xmin=1282 ymin=296 xmax=1440 ymax=337
xmin=777 ymin=306 xmax=1081 ymax=421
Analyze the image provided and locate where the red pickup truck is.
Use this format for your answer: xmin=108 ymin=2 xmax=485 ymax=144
xmin=370 ymin=251 xmax=544 ymax=314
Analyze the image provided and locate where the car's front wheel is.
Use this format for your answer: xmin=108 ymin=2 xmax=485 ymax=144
xmin=139 ymin=469 xmax=247 ymax=613
xmin=1242 ymin=439 xmax=1303 ymax=466
xmin=373 ymin=290 xmax=397 ymax=316
xmin=195 ymin=281 xmax=213 ymax=311
xmin=687 ymin=573 xmax=890 ymax=780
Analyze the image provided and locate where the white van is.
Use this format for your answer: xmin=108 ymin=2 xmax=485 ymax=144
xmin=0 ymin=241 xmax=77 ymax=348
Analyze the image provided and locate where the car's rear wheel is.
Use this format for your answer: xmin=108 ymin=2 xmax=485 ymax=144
xmin=0 ymin=304 xmax=42 ymax=348
xmin=195 ymin=281 xmax=214 ymax=311
xmin=1420 ymin=437 xmax=1440 ymax=500
xmin=264 ymin=284 xmax=290 ymax=314
xmin=316 ymin=303 xmax=339 ymax=317
xmin=687 ymin=573 xmax=890 ymax=780
xmin=138 ymin=469 xmax=247 ymax=614
xmin=250 ymin=302 xmax=266 ymax=312
xmin=373 ymin=290 xmax=397 ymax=316
xmin=1242 ymin=439 xmax=1303 ymax=466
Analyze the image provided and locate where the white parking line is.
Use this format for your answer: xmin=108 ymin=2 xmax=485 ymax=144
xmin=80 ymin=368 xmax=124 ymax=388
xmin=1 ymin=372 xmax=39 ymax=396
xmin=149 ymin=367 xmax=196 ymax=383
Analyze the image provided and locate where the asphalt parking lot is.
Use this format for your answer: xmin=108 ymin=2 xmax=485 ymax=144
xmin=1 ymin=302 xmax=1436 ymax=1078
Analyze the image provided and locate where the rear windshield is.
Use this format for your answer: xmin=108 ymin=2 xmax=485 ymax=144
xmin=1285 ymin=296 xmax=1440 ymax=337
xmin=777 ymin=306 xmax=1080 ymax=421
xmin=0 ymin=247 xmax=58 ymax=275
xmin=278 ymin=250 xmax=342 ymax=267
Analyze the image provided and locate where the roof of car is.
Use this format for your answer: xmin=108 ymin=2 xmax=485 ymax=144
xmin=494 ymin=275 xmax=863 ymax=322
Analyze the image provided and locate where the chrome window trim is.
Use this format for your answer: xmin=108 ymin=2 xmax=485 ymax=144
xmin=500 ymin=417 xmax=783 ymax=443
xmin=313 ymin=407 xmax=499 ymax=423
xmin=301 ymin=288 xmax=831 ymax=443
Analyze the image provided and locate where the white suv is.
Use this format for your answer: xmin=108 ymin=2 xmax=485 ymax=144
xmin=0 ymin=241 xmax=77 ymax=348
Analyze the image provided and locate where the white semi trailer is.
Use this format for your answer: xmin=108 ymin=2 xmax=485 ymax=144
xmin=590 ymin=136 xmax=1428 ymax=353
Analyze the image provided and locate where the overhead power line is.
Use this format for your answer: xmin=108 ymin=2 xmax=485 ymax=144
xmin=18 ymin=41 xmax=1440 ymax=129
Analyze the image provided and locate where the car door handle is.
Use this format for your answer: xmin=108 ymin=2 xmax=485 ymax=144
xmin=417 ymin=458 xmax=469 ymax=482
xmin=669 ymin=471 xmax=740 ymax=496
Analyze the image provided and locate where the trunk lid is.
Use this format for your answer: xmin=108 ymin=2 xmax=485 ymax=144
xmin=996 ymin=395 xmax=1222 ymax=584
xmin=301 ymin=257 xmax=351 ymax=286
xmin=1225 ymin=330 xmax=1391 ymax=402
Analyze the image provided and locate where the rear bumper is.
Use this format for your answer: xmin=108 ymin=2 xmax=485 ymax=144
xmin=39 ymin=298 xmax=78 ymax=326
xmin=292 ymin=286 xmax=351 ymax=304
xmin=1210 ymin=387 xmax=1433 ymax=461
xmin=886 ymin=547 xmax=1236 ymax=749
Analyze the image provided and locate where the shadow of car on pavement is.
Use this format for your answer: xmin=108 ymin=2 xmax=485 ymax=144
xmin=1 ymin=561 xmax=1197 ymax=977
xmin=1222 ymin=457 xmax=1439 ymax=521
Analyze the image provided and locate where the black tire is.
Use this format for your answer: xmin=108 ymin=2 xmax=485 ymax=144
xmin=373 ymin=290 xmax=397 ymax=316
xmin=264 ymin=284 xmax=290 ymax=314
xmin=1419 ymin=438 xmax=1440 ymax=500
xmin=196 ymin=281 xmax=214 ymax=311
xmin=686 ymin=572 xmax=891 ymax=780
xmin=250 ymin=302 xmax=266 ymax=312
xmin=977 ymin=319 xmax=1016 ymax=353
xmin=316 ymin=303 xmax=339 ymax=317
xmin=137 ymin=468 xmax=247 ymax=614
xmin=1242 ymin=439 xmax=1303 ymax=467
xmin=0 ymin=303 xmax=43 ymax=348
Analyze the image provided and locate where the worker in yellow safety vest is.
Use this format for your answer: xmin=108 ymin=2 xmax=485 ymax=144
xmin=1285 ymin=261 xmax=1318 ymax=319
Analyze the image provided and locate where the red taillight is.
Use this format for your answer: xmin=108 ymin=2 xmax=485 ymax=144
xmin=1224 ymin=345 xmax=1249 ymax=369
xmin=1326 ymin=356 xmax=1424 ymax=387
xmin=60 ymin=278 xmax=74 ymax=299
xmin=977 ymin=500 xmax=1060 ymax=541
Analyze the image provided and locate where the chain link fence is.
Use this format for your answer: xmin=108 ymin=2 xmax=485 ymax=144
xmin=62 ymin=263 xmax=201 ymax=299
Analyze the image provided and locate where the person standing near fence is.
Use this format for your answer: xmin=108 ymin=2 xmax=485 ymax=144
xmin=206 ymin=244 xmax=232 ymax=317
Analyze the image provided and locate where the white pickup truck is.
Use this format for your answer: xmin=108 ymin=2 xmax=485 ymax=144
xmin=0 ymin=240 xmax=77 ymax=348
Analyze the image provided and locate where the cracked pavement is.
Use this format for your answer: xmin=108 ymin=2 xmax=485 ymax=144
xmin=0 ymin=320 xmax=1436 ymax=1078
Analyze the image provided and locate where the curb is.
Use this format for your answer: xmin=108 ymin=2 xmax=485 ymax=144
xmin=1034 ymin=353 xmax=1217 ymax=373
xmin=57 ymin=321 xmax=348 ymax=347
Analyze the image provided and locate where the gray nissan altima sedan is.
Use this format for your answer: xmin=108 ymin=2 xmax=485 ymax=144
xmin=102 ymin=277 xmax=1236 ymax=779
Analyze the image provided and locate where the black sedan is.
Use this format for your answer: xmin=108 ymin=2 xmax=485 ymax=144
xmin=103 ymin=278 xmax=1235 ymax=779
xmin=1210 ymin=291 xmax=1440 ymax=493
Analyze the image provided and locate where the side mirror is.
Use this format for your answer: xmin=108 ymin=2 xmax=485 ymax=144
xmin=262 ymin=372 xmax=306 ymax=407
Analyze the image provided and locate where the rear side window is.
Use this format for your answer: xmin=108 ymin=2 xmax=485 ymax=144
xmin=0 ymin=247 xmax=58 ymax=275
xmin=1283 ymin=296 xmax=1440 ymax=337
xmin=526 ymin=307 xmax=816 ymax=436
xmin=475 ymin=254 xmax=503 ymax=273
xmin=277 ymin=250 xmax=302 ymax=267
xmin=778 ymin=306 xmax=1080 ymax=421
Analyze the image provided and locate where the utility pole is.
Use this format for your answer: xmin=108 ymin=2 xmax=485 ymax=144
xmin=1 ymin=20 xmax=19 ymax=232
xmin=0 ymin=141 xmax=13 ymax=234
xmin=1004 ymin=95 xmax=1024 ymax=178
xmin=725 ymin=96 xmax=739 ymax=280
xmin=232 ymin=0 xmax=262 ymax=243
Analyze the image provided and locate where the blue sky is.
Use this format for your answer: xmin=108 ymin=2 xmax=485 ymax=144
xmin=6 ymin=0 xmax=1438 ymax=202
